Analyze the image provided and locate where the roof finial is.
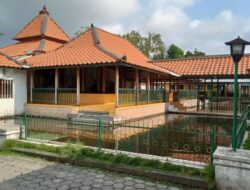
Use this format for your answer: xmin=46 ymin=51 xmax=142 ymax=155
xmin=39 ymin=5 xmax=49 ymax=15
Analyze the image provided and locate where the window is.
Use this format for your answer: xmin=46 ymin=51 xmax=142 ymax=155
xmin=0 ymin=79 xmax=13 ymax=99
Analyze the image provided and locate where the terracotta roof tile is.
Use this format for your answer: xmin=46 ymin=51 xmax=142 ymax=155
xmin=96 ymin=28 xmax=176 ymax=75
xmin=0 ymin=39 xmax=64 ymax=57
xmin=26 ymin=29 xmax=117 ymax=67
xmin=0 ymin=51 xmax=21 ymax=68
xmin=14 ymin=6 xmax=69 ymax=42
xmin=25 ymin=26 xmax=178 ymax=76
xmin=153 ymin=55 xmax=250 ymax=77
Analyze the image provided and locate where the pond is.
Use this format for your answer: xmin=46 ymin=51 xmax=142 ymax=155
xmin=13 ymin=113 xmax=232 ymax=163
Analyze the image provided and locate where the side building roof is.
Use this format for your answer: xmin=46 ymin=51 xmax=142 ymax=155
xmin=152 ymin=55 xmax=250 ymax=77
xmin=0 ymin=51 xmax=23 ymax=68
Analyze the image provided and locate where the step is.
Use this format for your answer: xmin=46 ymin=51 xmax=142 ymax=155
xmin=78 ymin=111 xmax=110 ymax=116
xmin=70 ymin=118 xmax=113 ymax=126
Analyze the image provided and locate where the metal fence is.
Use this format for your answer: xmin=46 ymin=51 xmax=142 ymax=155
xmin=0 ymin=113 xmax=234 ymax=165
xmin=119 ymin=88 xmax=166 ymax=106
xmin=236 ymin=105 xmax=250 ymax=148
xmin=197 ymin=97 xmax=250 ymax=114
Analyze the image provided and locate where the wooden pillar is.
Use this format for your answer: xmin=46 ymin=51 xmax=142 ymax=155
xmin=146 ymin=72 xmax=150 ymax=90
xmin=55 ymin=69 xmax=59 ymax=104
xmin=102 ymin=67 xmax=106 ymax=93
xmin=203 ymin=78 xmax=206 ymax=109
xmin=239 ymin=82 xmax=241 ymax=99
xmin=210 ymin=78 xmax=213 ymax=112
xmin=135 ymin=69 xmax=139 ymax=89
xmin=225 ymin=83 xmax=228 ymax=97
xmin=147 ymin=72 xmax=150 ymax=103
xmin=135 ymin=69 xmax=139 ymax=104
xmin=196 ymin=78 xmax=200 ymax=111
xmin=30 ymin=70 xmax=34 ymax=103
xmin=115 ymin=65 xmax=119 ymax=107
xmin=216 ymin=78 xmax=219 ymax=111
xmin=76 ymin=67 xmax=80 ymax=106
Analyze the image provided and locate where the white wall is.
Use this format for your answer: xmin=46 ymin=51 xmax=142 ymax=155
xmin=0 ymin=68 xmax=27 ymax=116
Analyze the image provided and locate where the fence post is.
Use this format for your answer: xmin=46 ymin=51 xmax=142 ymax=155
xmin=23 ymin=113 xmax=28 ymax=140
xmin=98 ymin=118 xmax=102 ymax=150
xmin=210 ymin=128 xmax=215 ymax=164
xmin=248 ymin=105 xmax=250 ymax=120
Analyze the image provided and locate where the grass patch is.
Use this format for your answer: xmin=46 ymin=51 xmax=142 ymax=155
xmin=1 ymin=139 xmax=205 ymax=178
xmin=243 ymin=132 xmax=250 ymax=150
xmin=204 ymin=164 xmax=217 ymax=190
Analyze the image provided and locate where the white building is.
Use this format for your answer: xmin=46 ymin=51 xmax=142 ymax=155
xmin=0 ymin=51 xmax=27 ymax=116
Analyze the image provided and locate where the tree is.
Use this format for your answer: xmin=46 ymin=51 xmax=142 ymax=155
xmin=123 ymin=30 xmax=143 ymax=50
xmin=185 ymin=48 xmax=206 ymax=58
xmin=74 ymin=26 xmax=90 ymax=37
xmin=123 ymin=31 xmax=166 ymax=60
xmin=167 ymin=44 xmax=184 ymax=59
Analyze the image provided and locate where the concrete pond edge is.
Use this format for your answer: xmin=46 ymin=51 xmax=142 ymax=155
xmin=10 ymin=147 xmax=208 ymax=189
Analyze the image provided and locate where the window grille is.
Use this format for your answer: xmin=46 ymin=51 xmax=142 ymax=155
xmin=0 ymin=79 xmax=13 ymax=99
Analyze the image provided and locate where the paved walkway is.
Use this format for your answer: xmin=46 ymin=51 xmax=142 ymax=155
xmin=0 ymin=156 xmax=182 ymax=190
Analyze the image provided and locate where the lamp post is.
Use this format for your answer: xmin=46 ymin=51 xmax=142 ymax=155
xmin=225 ymin=36 xmax=250 ymax=151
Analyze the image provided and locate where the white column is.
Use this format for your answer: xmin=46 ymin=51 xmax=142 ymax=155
xmin=30 ymin=71 xmax=34 ymax=103
xmin=55 ymin=69 xmax=58 ymax=104
xmin=115 ymin=65 xmax=119 ymax=107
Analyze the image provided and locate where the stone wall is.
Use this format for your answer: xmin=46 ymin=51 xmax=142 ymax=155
xmin=214 ymin=146 xmax=250 ymax=190
xmin=115 ymin=103 xmax=168 ymax=120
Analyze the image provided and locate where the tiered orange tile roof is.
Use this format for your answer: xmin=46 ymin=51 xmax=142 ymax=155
xmin=0 ymin=6 xmax=69 ymax=57
xmin=0 ymin=51 xmax=22 ymax=68
xmin=26 ymin=25 xmax=178 ymax=76
xmin=152 ymin=55 xmax=250 ymax=77
xmin=14 ymin=6 xmax=69 ymax=42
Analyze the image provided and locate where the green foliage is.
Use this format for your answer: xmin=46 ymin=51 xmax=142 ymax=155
xmin=74 ymin=26 xmax=90 ymax=37
xmin=185 ymin=49 xmax=206 ymax=58
xmin=167 ymin=44 xmax=184 ymax=59
xmin=123 ymin=31 xmax=166 ymax=60
xmin=243 ymin=132 xmax=250 ymax=150
xmin=123 ymin=30 xmax=144 ymax=51
xmin=2 ymin=140 xmax=203 ymax=178
xmin=204 ymin=164 xmax=217 ymax=190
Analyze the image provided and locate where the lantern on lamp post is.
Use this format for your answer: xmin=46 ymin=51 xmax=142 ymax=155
xmin=225 ymin=36 xmax=250 ymax=151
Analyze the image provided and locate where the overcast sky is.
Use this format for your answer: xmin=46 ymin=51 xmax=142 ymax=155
xmin=1 ymin=0 xmax=250 ymax=55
